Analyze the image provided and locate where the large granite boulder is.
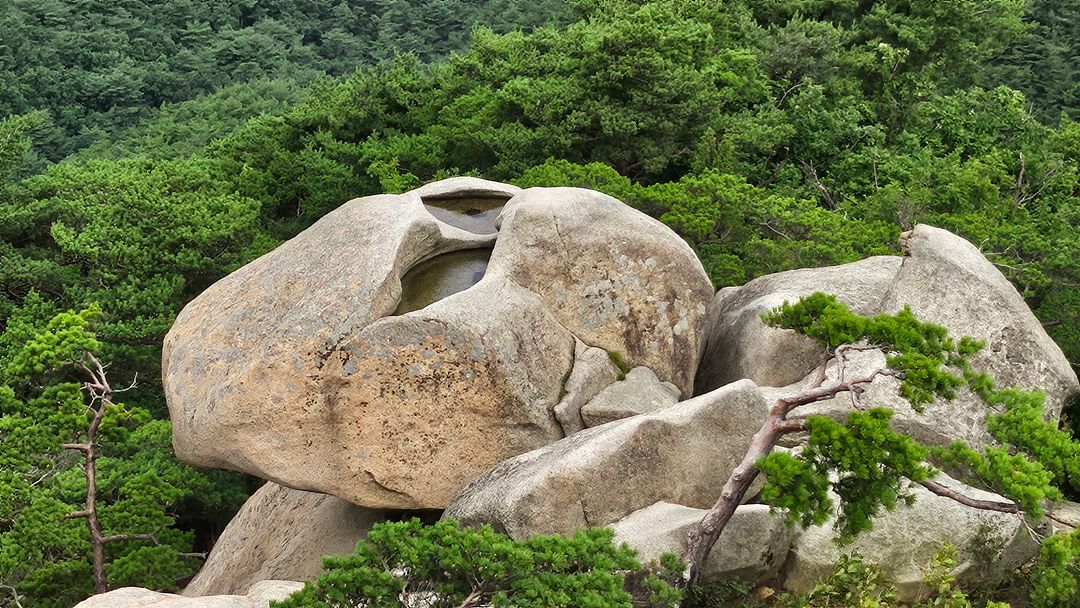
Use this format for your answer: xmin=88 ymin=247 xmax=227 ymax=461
xmin=184 ymin=483 xmax=383 ymax=597
xmin=74 ymin=580 xmax=302 ymax=608
xmin=781 ymin=473 xmax=1043 ymax=601
xmin=876 ymin=225 xmax=1079 ymax=443
xmin=612 ymin=502 xmax=794 ymax=584
xmin=697 ymin=225 xmax=1079 ymax=448
xmin=444 ymin=380 xmax=766 ymax=538
xmin=164 ymin=179 xmax=714 ymax=509
xmin=696 ymin=256 xmax=901 ymax=394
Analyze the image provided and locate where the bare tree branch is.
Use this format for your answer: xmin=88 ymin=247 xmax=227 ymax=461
xmin=918 ymin=479 xmax=1020 ymax=514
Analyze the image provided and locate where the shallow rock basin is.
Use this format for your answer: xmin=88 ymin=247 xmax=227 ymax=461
xmin=394 ymin=248 xmax=492 ymax=315
xmin=422 ymin=197 xmax=507 ymax=234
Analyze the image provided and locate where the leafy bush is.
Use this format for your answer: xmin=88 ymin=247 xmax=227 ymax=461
xmin=271 ymin=518 xmax=682 ymax=608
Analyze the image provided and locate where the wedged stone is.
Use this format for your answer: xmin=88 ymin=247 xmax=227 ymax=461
xmin=780 ymin=473 xmax=1042 ymax=601
xmin=696 ymin=256 xmax=901 ymax=394
xmin=554 ymin=340 xmax=621 ymax=435
xmin=580 ymin=366 xmax=680 ymax=428
xmin=491 ymin=187 xmax=714 ymax=397
xmin=878 ymin=224 xmax=1079 ymax=445
xmin=444 ymin=380 xmax=767 ymax=538
xmin=74 ymin=580 xmax=303 ymax=608
xmin=612 ymin=502 xmax=794 ymax=584
xmin=184 ymin=483 xmax=383 ymax=597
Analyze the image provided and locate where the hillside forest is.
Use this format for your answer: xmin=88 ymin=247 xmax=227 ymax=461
xmin=0 ymin=0 xmax=1078 ymax=606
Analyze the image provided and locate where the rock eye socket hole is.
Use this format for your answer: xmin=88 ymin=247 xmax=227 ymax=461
xmin=393 ymin=248 xmax=493 ymax=316
xmin=421 ymin=196 xmax=508 ymax=235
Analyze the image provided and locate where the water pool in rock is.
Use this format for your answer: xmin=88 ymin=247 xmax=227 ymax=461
xmin=394 ymin=248 xmax=492 ymax=315
xmin=422 ymin=197 xmax=507 ymax=234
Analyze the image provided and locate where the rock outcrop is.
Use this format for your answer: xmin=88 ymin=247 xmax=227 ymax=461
xmin=697 ymin=225 xmax=1079 ymax=448
xmin=161 ymin=178 xmax=1077 ymax=604
xmin=781 ymin=474 xmax=1043 ymax=601
xmin=184 ymin=483 xmax=383 ymax=597
xmin=444 ymin=380 xmax=766 ymax=538
xmin=612 ymin=502 xmax=794 ymax=584
xmin=164 ymin=179 xmax=713 ymax=509
xmin=74 ymin=580 xmax=302 ymax=608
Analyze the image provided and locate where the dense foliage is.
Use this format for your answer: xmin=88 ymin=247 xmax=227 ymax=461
xmin=0 ymin=307 xmax=248 ymax=608
xmin=1 ymin=0 xmax=1078 ymax=603
xmin=0 ymin=0 xmax=573 ymax=161
xmin=270 ymin=519 xmax=682 ymax=608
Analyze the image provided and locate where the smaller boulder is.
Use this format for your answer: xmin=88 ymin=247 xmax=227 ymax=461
xmin=696 ymin=257 xmax=901 ymax=394
xmin=185 ymin=482 xmax=383 ymax=596
xmin=580 ymin=366 xmax=680 ymax=428
xmin=444 ymin=380 xmax=767 ymax=538
xmin=74 ymin=580 xmax=302 ymax=608
xmin=612 ymin=502 xmax=794 ymax=584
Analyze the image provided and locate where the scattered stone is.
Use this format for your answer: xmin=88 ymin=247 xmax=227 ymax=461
xmin=580 ymin=366 xmax=680 ymax=428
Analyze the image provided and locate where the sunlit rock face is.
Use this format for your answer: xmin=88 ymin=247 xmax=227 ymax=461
xmin=163 ymin=178 xmax=713 ymax=509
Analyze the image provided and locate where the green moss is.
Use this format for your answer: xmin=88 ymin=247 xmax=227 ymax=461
xmin=608 ymin=350 xmax=632 ymax=380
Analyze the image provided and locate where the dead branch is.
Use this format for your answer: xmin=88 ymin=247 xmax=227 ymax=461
xmin=797 ymin=157 xmax=837 ymax=209
xmin=918 ymin=479 xmax=1020 ymax=514
xmin=1 ymin=584 xmax=25 ymax=608
xmin=67 ymin=352 xmax=154 ymax=594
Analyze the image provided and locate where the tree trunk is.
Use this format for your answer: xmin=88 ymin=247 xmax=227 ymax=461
xmin=681 ymin=414 xmax=783 ymax=585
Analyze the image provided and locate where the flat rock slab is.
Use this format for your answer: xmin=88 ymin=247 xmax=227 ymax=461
xmin=74 ymin=580 xmax=303 ymax=608
xmin=184 ymin=483 xmax=383 ymax=597
xmin=444 ymin=380 xmax=767 ymax=538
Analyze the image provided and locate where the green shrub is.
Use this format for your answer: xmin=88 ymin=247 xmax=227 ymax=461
xmin=1029 ymin=528 xmax=1080 ymax=608
xmin=270 ymin=518 xmax=682 ymax=608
